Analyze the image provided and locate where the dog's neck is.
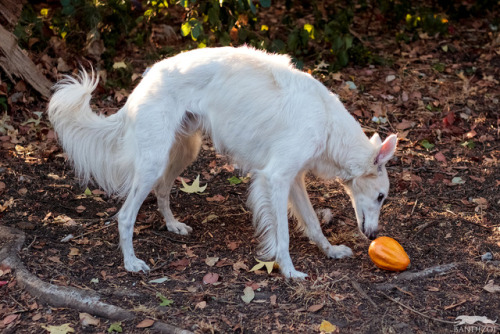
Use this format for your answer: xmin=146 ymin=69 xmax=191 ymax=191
xmin=310 ymin=100 xmax=376 ymax=181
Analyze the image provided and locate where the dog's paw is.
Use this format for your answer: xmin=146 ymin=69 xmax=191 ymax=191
xmin=326 ymin=244 xmax=353 ymax=259
xmin=166 ymin=220 xmax=193 ymax=235
xmin=281 ymin=267 xmax=308 ymax=280
xmin=124 ymin=257 xmax=150 ymax=272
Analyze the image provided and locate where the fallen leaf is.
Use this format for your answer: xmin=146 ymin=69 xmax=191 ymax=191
xmin=107 ymin=322 xmax=123 ymax=333
xmin=202 ymin=214 xmax=218 ymax=223
xmin=472 ymin=197 xmax=488 ymax=210
xmin=455 ymin=315 xmax=497 ymax=326
xmin=206 ymin=194 xmax=226 ymax=202
xmin=76 ymin=205 xmax=86 ymax=213
xmin=469 ymin=175 xmax=485 ymax=183
xmin=156 ymin=293 xmax=174 ymax=306
xmin=227 ymin=241 xmax=239 ymax=251
xmin=233 ymin=261 xmax=249 ymax=272
xmin=451 ymin=177 xmax=465 ymax=185
xmin=169 ymin=258 xmax=190 ymax=270
xmin=202 ymin=272 xmax=219 ymax=284
xmin=68 ymin=248 xmax=80 ymax=256
xmin=228 ymin=176 xmax=242 ymax=185
xmin=79 ymin=313 xmax=100 ymax=327
xmin=442 ymin=112 xmax=456 ymax=127
xmin=434 ymin=151 xmax=447 ymax=163
xmin=250 ymin=258 xmax=279 ymax=274
xmin=205 ymin=257 xmax=219 ymax=267
xmin=216 ymin=258 xmax=233 ymax=267
xmin=396 ymin=119 xmax=415 ymax=130
xmin=48 ymin=256 xmax=62 ymax=264
xmin=319 ymin=320 xmax=337 ymax=333
xmin=195 ymin=301 xmax=207 ymax=309
xmin=241 ymin=286 xmax=255 ymax=304
xmin=148 ymin=277 xmax=170 ymax=284
xmin=41 ymin=323 xmax=75 ymax=334
xmin=483 ymin=280 xmax=500 ymax=293
xmin=270 ymin=294 xmax=277 ymax=306
xmin=308 ymin=303 xmax=324 ymax=312
xmin=180 ymin=175 xmax=207 ymax=193
xmin=136 ymin=319 xmax=154 ymax=328
xmin=3 ymin=314 xmax=18 ymax=326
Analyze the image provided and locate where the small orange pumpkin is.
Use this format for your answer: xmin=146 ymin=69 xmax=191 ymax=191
xmin=368 ymin=236 xmax=410 ymax=271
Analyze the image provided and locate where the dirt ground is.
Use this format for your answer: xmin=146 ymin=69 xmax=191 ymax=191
xmin=1 ymin=10 xmax=500 ymax=334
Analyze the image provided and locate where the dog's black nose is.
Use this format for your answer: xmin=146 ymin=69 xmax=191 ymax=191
xmin=366 ymin=230 xmax=378 ymax=240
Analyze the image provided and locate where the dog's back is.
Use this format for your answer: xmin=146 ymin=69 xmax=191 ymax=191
xmin=126 ymin=47 xmax=340 ymax=173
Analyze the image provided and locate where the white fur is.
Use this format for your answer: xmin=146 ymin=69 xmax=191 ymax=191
xmin=48 ymin=46 xmax=397 ymax=278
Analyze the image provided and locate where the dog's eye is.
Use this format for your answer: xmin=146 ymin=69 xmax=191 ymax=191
xmin=377 ymin=193 xmax=385 ymax=203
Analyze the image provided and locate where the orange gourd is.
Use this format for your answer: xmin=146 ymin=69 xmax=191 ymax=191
xmin=368 ymin=236 xmax=410 ymax=271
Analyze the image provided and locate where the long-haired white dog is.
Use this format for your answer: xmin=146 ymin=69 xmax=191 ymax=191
xmin=48 ymin=46 xmax=397 ymax=278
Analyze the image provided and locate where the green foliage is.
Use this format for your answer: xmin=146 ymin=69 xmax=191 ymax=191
xmin=13 ymin=0 xmax=468 ymax=74
xmin=420 ymin=139 xmax=435 ymax=151
xmin=156 ymin=292 xmax=174 ymax=306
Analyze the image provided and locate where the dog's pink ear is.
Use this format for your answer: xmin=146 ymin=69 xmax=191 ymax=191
xmin=374 ymin=134 xmax=397 ymax=165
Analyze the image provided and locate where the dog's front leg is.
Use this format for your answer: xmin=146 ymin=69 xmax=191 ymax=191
xmin=289 ymin=173 xmax=353 ymax=259
xmin=249 ymin=171 xmax=307 ymax=279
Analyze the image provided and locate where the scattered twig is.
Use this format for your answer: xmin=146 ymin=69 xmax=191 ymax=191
xmin=73 ymin=221 xmax=117 ymax=239
xmin=410 ymin=199 xmax=418 ymax=217
xmin=379 ymin=291 xmax=456 ymax=325
xmin=350 ymin=279 xmax=377 ymax=308
xmin=411 ymin=221 xmax=438 ymax=239
xmin=152 ymin=230 xmax=197 ymax=244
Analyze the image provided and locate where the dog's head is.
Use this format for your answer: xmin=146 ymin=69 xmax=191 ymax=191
xmin=343 ymin=133 xmax=397 ymax=240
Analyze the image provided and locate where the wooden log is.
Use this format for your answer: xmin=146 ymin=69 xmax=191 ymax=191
xmin=0 ymin=24 xmax=52 ymax=98
xmin=0 ymin=0 xmax=24 ymax=27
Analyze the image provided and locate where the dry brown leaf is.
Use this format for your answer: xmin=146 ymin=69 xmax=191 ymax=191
xmin=202 ymin=272 xmax=219 ymax=284
xmin=79 ymin=313 xmax=100 ymax=327
xmin=195 ymin=301 xmax=207 ymax=309
xmin=308 ymin=304 xmax=324 ymax=313
xmin=68 ymin=248 xmax=80 ymax=256
xmin=136 ymin=319 xmax=155 ymax=328
xmin=483 ymin=280 xmax=500 ymax=293
xmin=434 ymin=151 xmax=447 ymax=163
xmin=205 ymin=257 xmax=219 ymax=267
xmin=3 ymin=314 xmax=18 ymax=326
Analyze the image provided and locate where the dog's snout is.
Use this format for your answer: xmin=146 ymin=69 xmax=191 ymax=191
xmin=366 ymin=230 xmax=378 ymax=240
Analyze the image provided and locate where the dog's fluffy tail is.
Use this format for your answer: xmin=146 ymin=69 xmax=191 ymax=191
xmin=48 ymin=71 xmax=134 ymax=197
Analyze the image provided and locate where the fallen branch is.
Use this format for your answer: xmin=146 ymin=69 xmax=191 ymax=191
xmin=0 ymin=225 xmax=134 ymax=320
xmin=0 ymin=225 xmax=193 ymax=333
xmin=379 ymin=291 xmax=456 ymax=325
xmin=376 ymin=263 xmax=458 ymax=291
xmin=350 ymin=279 xmax=377 ymax=308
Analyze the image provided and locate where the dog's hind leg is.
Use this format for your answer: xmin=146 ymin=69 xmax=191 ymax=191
xmin=118 ymin=109 xmax=183 ymax=272
xmin=249 ymin=169 xmax=307 ymax=279
xmin=154 ymin=133 xmax=202 ymax=235
xmin=289 ymin=172 xmax=353 ymax=259
xmin=118 ymin=161 xmax=168 ymax=272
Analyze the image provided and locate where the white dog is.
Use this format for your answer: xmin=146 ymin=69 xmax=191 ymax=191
xmin=48 ymin=47 xmax=397 ymax=279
